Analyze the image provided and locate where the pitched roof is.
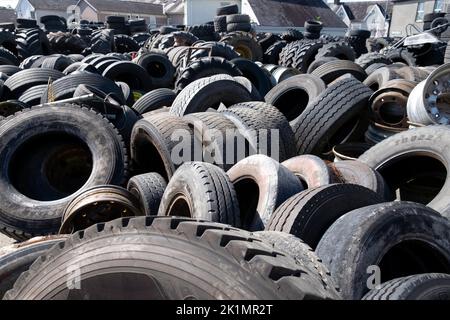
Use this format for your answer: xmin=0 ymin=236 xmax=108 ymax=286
xmin=247 ymin=0 xmax=347 ymax=28
xmin=0 ymin=7 xmax=16 ymax=23
xmin=82 ymin=0 xmax=164 ymax=15
xmin=27 ymin=0 xmax=79 ymax=11
xmin=163 ymin=0 xmax=183 ymax=15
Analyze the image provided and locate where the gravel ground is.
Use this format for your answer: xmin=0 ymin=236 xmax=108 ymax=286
xmin=0 ymin=233 xmax=14 ymax=247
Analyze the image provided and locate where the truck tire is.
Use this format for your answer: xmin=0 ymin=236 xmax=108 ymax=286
xmin=127 ymin=173 xmax=167 ymax=216
xmin=316 ymin=202 xmax=450 ymax=300
xmin=132 ymin=88 xmax=176 ymax=115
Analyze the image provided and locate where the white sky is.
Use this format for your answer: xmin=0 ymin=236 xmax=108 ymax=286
xmin=1 ymin=0 xmax=19 ymax=8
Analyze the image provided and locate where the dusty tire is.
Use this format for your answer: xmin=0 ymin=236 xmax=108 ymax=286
xmin=328 ymin=160 xmax=390 ymax=200
xmin=158 ymin=162 xmax=240 ymax=227
xmin=171 ymin=75 xmax=252 ymax=116
xmin=282 ymin=155 xmax=338 ymax=189
xmin=316 ymin=202 xmax=450 ymax=300
xmin=220 ymin=32 xmax=263 ymax=61
xmin=0 ymin=105 xmax=128 ymax=240
xmin=227 ymin=155 xmax=304 ymax=231
xmin=0 ymin=235 xmax=68 ymax=298
xmin=175 ymin=57 xmax=242 ymax=92
xmin=132 ymin=88 xmax=176 ymax=115
xmin=311 ymin=60 xmax=367 ymax=84
xmin=315 ymin=42 xmax=356 ymax=61
xmin=133 ymin=53 xmax=175 ymax=89
xmin=359 ymin=126 xmax=450 ymax=218
xmin=356 ymin=52 xmax=392 ymax=70
xmin=292 ymin=77 xmax=373 ymax=157
xmin=127 ymin=173 xmax=167 ymax=216
xmin=266 ymin=184 xmax=383 ymax=249
xmin=130 ymin=113 xmax=195 ymax=180
xmin=363 ymin=273 xmax=450 ymax=300
xmin=230 ymin=58 xmax=272 ymax=96
xmin=4 ymin=216 xmax=340 ymax=300
xmin=4 ymin=68 xmax=64 ymax=99
xmin=264 ymin=74 xmax=326 ymax=124
xmin=253 ymin=231 xmax=341 ymax=299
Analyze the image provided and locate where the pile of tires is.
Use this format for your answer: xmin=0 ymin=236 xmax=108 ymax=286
xmin=0 ymin=14 xmax=449 ymax=301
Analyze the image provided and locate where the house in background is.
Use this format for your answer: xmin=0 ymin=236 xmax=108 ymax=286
xmin=390 ymin=0 xmax=449 ymax=37
xmin=164 ymin=0 xmax=184 ymax=26
xmin=0 ymin=6 xmax=17 ymax=23
xmin=178 ymin=0 xmax=346 ymax=34
xmin=329 ymin=0 xmax=392 ymax=37
xmin=16 ymin=0 xmax=77 ymax=23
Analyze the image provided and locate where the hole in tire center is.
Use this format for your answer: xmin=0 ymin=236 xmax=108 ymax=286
xmin=378 ymin=155 xmax=447 ymax=204
xmin=9 ymin=133 xmax=93 ymax=201
xmin=134 ymin=135 xmax=169 ymax=181
xmin=167 ymin=195 xmax=191 ymax=217
xmin=324 ymin=115 xmax=361 ymax=154
xmin=378 ymin=240 xmax=450 ymax=283
xmin=233 ymin=178 xmax=260 ymax=230
xmin=146 ymin=62 xmax=166 ymax=78
xmin=378 ymin=101 xmax=406 ymax=125
xmin=435 ymin=92 xmax=450 ymax=117
xmin=272 ymin=89 xmax=309 ymax=121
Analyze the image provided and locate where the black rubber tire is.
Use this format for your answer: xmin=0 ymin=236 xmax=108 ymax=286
xmin=220 ymin=32 xmax=263 ymax=61
xmin=127 ymin=173 xmax=167 ymax=216
xmin=259 ymin=33 xmax=281 ymax=51
xmin=0 ymin=65 xmax=21 ymax=77
xmin=227 ymin=155 xmax=304 ymax=231
xmin=356 ymin=52 xmax=393 ymax=70
xmin=311 ymin=60 xmax=367 ymax=84
xmin=263 ymin=40 xmax=287 ymax=64
xmin=217 ymin=4 xmax=239 ymax=16
xmin=171 ymin=75 xmax=252 ymax=116
xmin=226 ymin=14 xmax=250 ymax=24
xmin=306 ymin=56 xmax=338 ymax=73
xmin=230 ymin=58 xmax=272 ymax=96
xmin=362 ymin=66 xmax=400 ymax=91
xmin=280 ymin=40 xmax=325 ymax=73
xmin=0 ymin=105 xmax=128 ymax=240
xmin=385 ymin=48 xmax=417 ymax=66
xmin=130 ymin=113 xmax=195 ymax=180
xmin=0 ymin=235 xmax=68 ymax=299
xmin=40 ymin=72 xmax=125 ymax=104
xmin=132 ymin=88 xmax=176 ymax=115
xmin=3 ymin=216 xmax=340 ymax=300
xmin=18 ymin=84 xmax=47 ymax=106
xmin=365 ymin=62 xmax=387 ymax=76
xmin=114 ymin=35 xmax=140 ymax=53
xmin=359 ymin=126 xmax=450 ymax=218
xmin=4 ymin=68 xmax=64 ymax=99
xmin=281 ymin=29 xmax=304 ymax=42
xmin=102 ymin=61 xmax=152 ymax=91
xmin=233 ymin=76 xmax=263 ymax=101
xmin=253 ymin=231 xmax=341 ymax=298
xmin=106 ymin=16 xmax=125 ymax=24
xmin=0 ymin=29 xmax=17 ymax=55
xmin=282 ymin=155 xmax=339 ymax=189
xmin=175 ymin=57 xmax=242 ymax=92
xmin=15 ymin=29 xmax=51 ymax=59
xmin=213 ymin=15 xmax=227 ymax=33
xmin=315 ymin=42 xmax=356 ymax=61
xmin=304 ymin=31 xmax=321 ymax=40
xmin=316 ymin=202 xmax=450 ymax=300
xmin=222 ymin=102 xmax=297 ymax=161
xmin=158 ymin=162 xmax=240 ymax=227
xmin=292 ymin=77 xmax=373 ymax=156
xmin=328 ymin=160 xmax=390 ymax=200
xmin=264 ymin=74 xmax=326 ymax=124
xmin=362 ymin=273 xmax=450 ymax=300
xmin=40 ymin=55 xmax=73 ymax=72
xmin=0 ymin=47 xmax=18 ymax=66
xmin=266 ymin=184 xmax=383 ymax=249
xmin=134 ymin=53 xmax=175 ymax=88
xmin=189 ymin=41 xmax=239 ymax=61
xmin=182 ymin=112 xmax=240 ymax=171
xmin=305 ymin=20 xmax=323 ymax=33
xmin=0 ymin=100 xmax=27 ymax=117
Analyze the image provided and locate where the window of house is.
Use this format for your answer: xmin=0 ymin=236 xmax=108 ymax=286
xmin=434 ymin=0 xmax=444 ymax=12
xmin=416 ymin=0 xmax=425 ymax=22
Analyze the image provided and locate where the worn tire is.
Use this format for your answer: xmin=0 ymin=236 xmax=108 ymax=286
xmin=315 ymin=42 xmax=355 ymax=61
xmin=227 ymin=155 xmax=304 ymax=231
xmin=4 ymin=68 xmax=64 ymax=99
xmin=311 ymin=60 xmax=367 ymax=84
xmin=359 ymin=126 xmax=450 ymax=218
xmin=363 ymin=273 xmax=450 ymax=300
xmin=220 ymin=32 xmax=263 ymax=61
xmin=102 ymin=61 xmax=153 ymax=91
xmin=230 ymin=58 xmax=272 ymax=96
xmin=0 ymin=105 xmax=128 ymax=240
xmin=132 ymin=88 xmax=176 ymax=115
xmin=292 ymin=77 xmax=372 ymax=156
xmin=316 ymin=202 xmax=450 ymax=300
xmin=4 ymin=216 xmax=339 ymax=300
xmin=158 ymin=162 xmax=240 ymax=227
xmin=266 ymin=184 xmax=383 ymax=249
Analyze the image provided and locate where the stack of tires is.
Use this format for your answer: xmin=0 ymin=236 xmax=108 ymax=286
xmin=304 ymin=20 xmax=323 ymax=39
xmin=106 ymin=16 xmax=129 ymax=35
